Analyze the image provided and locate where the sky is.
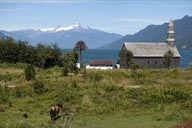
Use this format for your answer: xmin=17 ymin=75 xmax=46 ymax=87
xmin=0 ymin=0 xmax=192 ymax=35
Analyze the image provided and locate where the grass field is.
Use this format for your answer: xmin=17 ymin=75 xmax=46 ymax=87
xmin=0 ymin=63 xmax=192 ymax=128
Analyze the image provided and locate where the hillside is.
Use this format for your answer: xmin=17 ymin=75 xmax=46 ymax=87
xmin=0 ymin=63 xmax=192 ymax=128
xmin=101 ymin=15 xmax=192 ymax=50
xmin=0 ymin=32 xmax=6 ymax=39
xmin=0 ymin=23 xmax=122 ymax=49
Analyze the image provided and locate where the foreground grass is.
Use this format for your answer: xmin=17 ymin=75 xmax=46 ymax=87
xmin=0 ymin=103 xmax=190 ymax=128
xmin=74 ymin=113 xmax=180 ymax=128
xmin=0 ymin=63 xmax=192 ymax=128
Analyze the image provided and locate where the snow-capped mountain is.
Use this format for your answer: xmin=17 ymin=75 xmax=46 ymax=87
xmin=0 ymin=23 xmax=122 ymax=48
xmin=40 ymin=22 xmax=92 ymax=32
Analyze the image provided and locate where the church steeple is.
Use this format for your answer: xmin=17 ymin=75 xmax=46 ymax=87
xmin=166 ymin=19 xmax=175 ymax=47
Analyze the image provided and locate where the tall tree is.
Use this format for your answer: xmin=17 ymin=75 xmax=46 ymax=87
xmin=35 ymin=44 xmax=62 ymax=69
xmin=74 ymin=40 xmax=88 ymax=63
xmin=125 ymin=50 xmax=139 ymax=72
xmin=0 ymin=38 xmax=62 ymax=68
xmin=163 ymin=50 xmax=174 ymax=69
xmin=126 ymin=50 xmax=134 ymax=68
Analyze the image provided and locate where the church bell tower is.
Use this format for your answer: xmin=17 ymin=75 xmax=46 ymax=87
xmin=166 ymin=19 xmax=175 ymax=47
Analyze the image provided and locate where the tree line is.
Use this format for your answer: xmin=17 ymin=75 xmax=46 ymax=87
xmin=0 ymin=38 xmax=78 ymax=69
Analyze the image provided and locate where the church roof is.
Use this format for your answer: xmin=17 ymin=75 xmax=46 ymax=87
xmin=123 ymin=42 xmax=180 ymax=57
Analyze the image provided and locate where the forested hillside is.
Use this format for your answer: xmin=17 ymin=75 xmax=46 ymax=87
xmin=0 ymin=32 xmax=6 ymax=39
xmin=102 ymin=15 xmax=192 ymax=50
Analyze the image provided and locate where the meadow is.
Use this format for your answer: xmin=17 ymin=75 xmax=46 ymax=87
xmin=0 ymin=63 xmax=192 ymax=128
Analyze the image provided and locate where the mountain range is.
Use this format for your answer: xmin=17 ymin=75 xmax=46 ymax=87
xmin=101 ymin=15 xmax=192 ymax=50
xmin=0 ymin=32 xmax=7 ymax=39
xmin=1 ymin=15 xmax=192 ymax=49
xmin=0 ymin=23 xmax=122 ymax=49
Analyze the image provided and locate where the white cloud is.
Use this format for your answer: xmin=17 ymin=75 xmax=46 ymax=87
xmin=0 ymin=25 xmax=31 ymax=31
xmin=0 ymin=7 xmax=30 ymax=11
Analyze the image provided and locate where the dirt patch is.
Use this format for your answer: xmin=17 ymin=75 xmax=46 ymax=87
xmin=171 ymin=122 xmax=192 ymax=128
xmin=0 ymin=83 xmax=16 ymax=88
xmin=127 ymin=85 xmax=141 ymax=88
xmin=8 ymin=85 xmax=16 ymax=88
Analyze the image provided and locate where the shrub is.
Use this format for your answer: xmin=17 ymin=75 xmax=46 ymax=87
xmin=31 ymin=81 xmax=45 ymax=95
xmin=162 ymin=87 xmax=190 ymax=102
xmin=124 ymin=86 xmax=192 ymax=107
xmin=15 ymin=87 xmax=22 ymax=98
xmin=163 ymin=50 xmax=174 ymax=69
xmin=62 ymin=67 xmax=69 ymax=76
xmin=15 ymin=120 xmax=32 ymax=128
xmin=94 ymin=72 xmax=102 ymax=82
xmin=105 ymin=84 xmax=119 ymax=92
xmin=89 ymin=72 xmax=103 ymax=82
xmin=61 ymin=51 xmax=78 ymax=73
xmin=80 ymin=65 xmax=87 ymax=81
xmin=71 ymin=81 xmax=78 ymax=88
xmin=25 ymin=64 xmax=36 ymax=81
xmin=182 ymin=100 xmax=192 ymax=109
xmin=0 ymin=86 xmax=9 ymax=102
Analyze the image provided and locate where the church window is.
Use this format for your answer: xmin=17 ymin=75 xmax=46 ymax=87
xmin=155 ymin=61 xmax=157 ymax=65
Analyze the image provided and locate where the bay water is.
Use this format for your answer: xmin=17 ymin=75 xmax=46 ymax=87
xmin=63 ymin=49 xmax=192 ymax=68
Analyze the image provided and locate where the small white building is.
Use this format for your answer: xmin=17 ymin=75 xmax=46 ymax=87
xmin=76 ymin=63 xmax=81 ymax=69
xmin=86 ymin=60 xmax=113 ymax=70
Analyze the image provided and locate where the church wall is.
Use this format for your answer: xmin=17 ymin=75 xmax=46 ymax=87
xmin=119 ymin=50 xmax=128 ymax=69
xmin=134 ymin=57 xmax=180 ymax=69
xmin=119 ymin=53 xmax=180 ymax=69
xmin=134 ymin=57 xmax=164 ymax=68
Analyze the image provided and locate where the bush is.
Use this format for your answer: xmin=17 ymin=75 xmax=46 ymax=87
xmin=31 ymin=81 xmax=45 ymax=95
xmin=15 ymin=120 xmax=32 ymax=128
xmin=62 ymin=67 xmax=69 ymax=76
xmin=105 ymin=84 xmax=119 ymax=92
xmin=162 ymin=87 xmax=190 ymax=102
xmin=89 ymin=72 xmax=103 ymax=82
xmin=0 ymin=86 xmax=9 ymax=102
xmin=71 ymin=81 xmax=78 ymax=88
xmin=0 ymin=62 xmax=27 ymax=69
xmin=126 ymin=87 xmax=191 ymax=105
xmin=61 ymin=51 xmax=78 ymax=73
xmin=25 ymin=64 xmax=36 ymax=81
xmin=15 ymin=87 xmax=22 ymax=98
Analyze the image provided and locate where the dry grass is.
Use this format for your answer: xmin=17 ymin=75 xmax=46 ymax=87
xmin=0 ymin=64 xmax=191 ymax=90
xmin=0 ymin=68 xmax=23 ymax=74
xmin=1 ymin=65 xmax=192 ymax=89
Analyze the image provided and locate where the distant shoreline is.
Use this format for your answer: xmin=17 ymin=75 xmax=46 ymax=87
xmin=62 ymin=49 xmax=192 ymax=68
